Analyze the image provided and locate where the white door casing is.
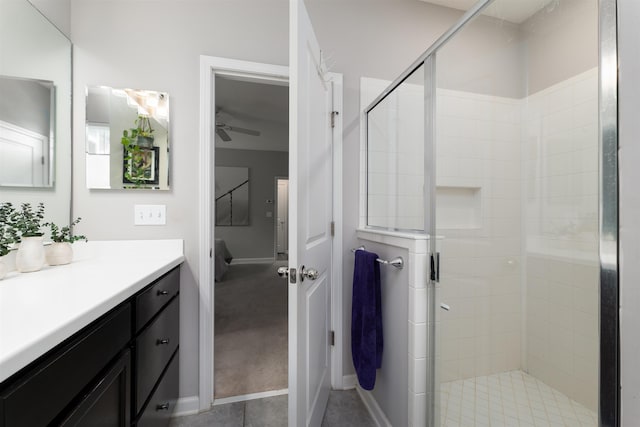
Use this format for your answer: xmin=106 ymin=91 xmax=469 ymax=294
xmin=198 ymin=54 xmax=343 ymax=415
xmin=289 ymin=0 xmax=334 ymax=425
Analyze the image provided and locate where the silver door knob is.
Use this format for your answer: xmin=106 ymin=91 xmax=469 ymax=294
xmin=299 ymin=265 xmax=319 ymax=282
xmin=277 ymin=266 xmax=289 ymax=278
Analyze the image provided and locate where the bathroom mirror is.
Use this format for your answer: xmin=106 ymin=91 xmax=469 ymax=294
xmin=85 ymin=86 xmax=170 ymax=190
xmin=0 ymin=0 xmax=72 ymax=228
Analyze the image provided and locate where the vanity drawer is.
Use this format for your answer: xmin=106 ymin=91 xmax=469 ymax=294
xmin=135 ymin=296 xmax=179 ymax=412
xmin=135 ymin=267 xmax=180 ymax=332
xmin=0 ymin=303 xmax=131 ymax=427
xmin=136 ymin=351 xmax=179 ymax=427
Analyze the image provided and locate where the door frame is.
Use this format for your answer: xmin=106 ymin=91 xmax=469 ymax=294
xmin=274 ymin=176 xmax=289 ymax=259
xmin=198 ymin=55 xmax=344 ymax=411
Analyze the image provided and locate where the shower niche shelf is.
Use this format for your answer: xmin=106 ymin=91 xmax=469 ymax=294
xmin=436 ymin=186 xmax=482 ymax=230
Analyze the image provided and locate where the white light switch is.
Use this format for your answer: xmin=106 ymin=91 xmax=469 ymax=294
xmin=134 ymin=204 xmax=166 ymax=225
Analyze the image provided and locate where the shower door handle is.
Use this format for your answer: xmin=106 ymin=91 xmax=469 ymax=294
xmin=430 ymin=252 xmax=440 ymax=283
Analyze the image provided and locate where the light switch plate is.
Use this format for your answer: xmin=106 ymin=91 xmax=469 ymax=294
xmin=134 ymin=204 xmax=166 ymax=225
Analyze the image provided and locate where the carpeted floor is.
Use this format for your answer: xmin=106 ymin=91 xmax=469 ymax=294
xmin=214 ymin=262 xmax=288 ymax=398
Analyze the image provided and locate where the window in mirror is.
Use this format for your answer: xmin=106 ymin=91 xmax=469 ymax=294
xmin=85 ymin=86 xmax=170 ymax=190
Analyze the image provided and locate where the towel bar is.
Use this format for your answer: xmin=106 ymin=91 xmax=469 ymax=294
xmin=351 ymin=246 xmax=404 ymax=269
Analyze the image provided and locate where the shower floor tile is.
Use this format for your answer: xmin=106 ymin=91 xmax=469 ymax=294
xmin=440 ymin=370 xmax=597 ymax=427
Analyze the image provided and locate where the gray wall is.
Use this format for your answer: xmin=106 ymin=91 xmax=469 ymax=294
xmin=521 ymin=0 xmax=598 ymax=94
xmin=71 ymin=0 xmax=288 ymax=400
xmin=215 ymin=148 xmax=288 ymax=259
xmin=0 ymin=77 xmax=51 ymax=136
xmin=29 ymin=0 xmax=70 ymax=37
xmin=618 ymin=0 xmax=639 ymax=424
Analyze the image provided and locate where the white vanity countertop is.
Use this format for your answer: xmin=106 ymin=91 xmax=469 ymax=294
xmin=0 ymin=239 xmax=185 ymax=383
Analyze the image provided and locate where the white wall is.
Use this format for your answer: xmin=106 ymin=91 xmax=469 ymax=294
xmin=29 ymin=0 xmax=71 ymax=37
xmin=71 ymin=0 xmax=288 ymax=400
xmin=618 ymin=0 xmax=640 ymax=424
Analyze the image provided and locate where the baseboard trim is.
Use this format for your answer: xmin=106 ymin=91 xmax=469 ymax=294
xmin=342 ymin=374 xmax=357 ymax=390
xmin=213 ymin=388 xmax=289 ymax=405
xmin=356 ymin=386 xmax=392 ymax=427
xmin=230 ymin=257 xmax=275 ymax=265
xmin=172 ymin=396 xmax=200 ymax=417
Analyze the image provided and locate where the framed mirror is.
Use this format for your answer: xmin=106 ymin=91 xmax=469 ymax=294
xmin=0 ymin=0 xmax=72 ymax=228
xmin=85 ymin=86 xmax=170 ymax=190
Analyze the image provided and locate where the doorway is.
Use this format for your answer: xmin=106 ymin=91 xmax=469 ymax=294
xmin=213 ymin=75 xmax=290 ymax=401
xmin=275 ymin=177 xmax=289 ymax=261
xmin=198 ymin=55 xmax=344 ymax=419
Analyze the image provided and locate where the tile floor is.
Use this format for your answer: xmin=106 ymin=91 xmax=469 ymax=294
xmin=169 ymin=389 xmax=376 ymax=427
xmin=440 ymin=370 xmax=597 ymax=427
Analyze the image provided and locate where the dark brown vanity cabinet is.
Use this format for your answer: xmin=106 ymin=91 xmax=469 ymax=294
xmin=133 ymin=267 xmax=180 ymax=426
xmin=0 ymin=265 xmax=181 ymax=427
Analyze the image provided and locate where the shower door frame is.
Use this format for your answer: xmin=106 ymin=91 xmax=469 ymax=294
xmin=363 ymin=0 xmax=620 ymax=425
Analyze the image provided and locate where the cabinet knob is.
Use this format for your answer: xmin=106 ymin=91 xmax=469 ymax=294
xmin=157 ymin=290 xmax=169 ymax=296
xmin=156 ymin=402 xmax=170 ymax=411
xmin=156 ymin=338 xmax=170 ymax=345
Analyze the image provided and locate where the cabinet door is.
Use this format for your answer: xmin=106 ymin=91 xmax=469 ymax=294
xmin=58 ymin=350 xmax=131 ymax=427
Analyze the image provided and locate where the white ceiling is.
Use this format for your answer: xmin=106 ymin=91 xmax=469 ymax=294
xmin=419 ymin=0 xmax=556 ymax=24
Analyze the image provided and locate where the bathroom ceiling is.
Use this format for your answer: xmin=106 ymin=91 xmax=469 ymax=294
xmin=420 ymin=0 xmax=557 ymax=24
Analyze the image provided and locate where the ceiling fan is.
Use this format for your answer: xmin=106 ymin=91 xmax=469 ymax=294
xmin=215 ymin=110 xmax=261 ymax=142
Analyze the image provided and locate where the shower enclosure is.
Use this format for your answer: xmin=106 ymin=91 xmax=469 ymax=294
xmin=364 ymin=0 xmax=617 ymax=425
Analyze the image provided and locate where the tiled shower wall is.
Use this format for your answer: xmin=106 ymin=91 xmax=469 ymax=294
xmin=523 ymin=68 xmax=599 ymax=411
xmin=437 ymin=89 xmax=523 ymax=383
xmin=438 ymin=67 xmax=598 ymax=411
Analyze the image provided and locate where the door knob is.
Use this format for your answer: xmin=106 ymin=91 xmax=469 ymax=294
xmin=299 ymin=265 xmax=319 ymax=282
xmin=277 ymin=266 xmax=289 ymax=278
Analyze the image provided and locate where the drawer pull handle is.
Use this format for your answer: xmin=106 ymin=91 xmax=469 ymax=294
xmin=157 ymin=290 xmax=169 ymax=296
xmin=156 ymin=403 xmax=170 ymax=411
xmin=157 ymin=338 xmax=170 ymax=345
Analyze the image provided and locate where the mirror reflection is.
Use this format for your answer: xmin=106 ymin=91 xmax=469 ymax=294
xmin=0 ymin=0 xmax=72 ymax=229
xmin=0 ymin=75 xmax=55 ymax=187
xmin=85 ymin=86 xmax=170 ymax=190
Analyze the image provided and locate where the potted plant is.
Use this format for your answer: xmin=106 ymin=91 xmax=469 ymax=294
xmin=122 ymin=115 xmax=155 ymax=187
xmin=10 ymin=202 xmax=46 ymax=273
xmin=0 ymin=202 xmax=18 ymax=279
xmin=44 ymin=217 xmax=87 ymax=266
xmin=122 ymin=114 xmax=154 ymax=149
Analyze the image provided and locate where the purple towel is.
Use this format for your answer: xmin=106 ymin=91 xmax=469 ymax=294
xmin=351 ymin=249 xmax=383 ymax=390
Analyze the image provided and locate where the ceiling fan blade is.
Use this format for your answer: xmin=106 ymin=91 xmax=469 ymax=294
xmin=226 ymin=125 xmax=261 ymax=137
xmin=216 ymin=128 xmax=232 ymax=142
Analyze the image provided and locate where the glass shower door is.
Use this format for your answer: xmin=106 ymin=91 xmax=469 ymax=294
xmin=431 ymin=1 xmax=600 ymax=426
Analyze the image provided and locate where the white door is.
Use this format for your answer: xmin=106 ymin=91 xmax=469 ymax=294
xmin=288 ymin=0 xmax=334 ymax=425
xmin=0 ymin=120 xmax=47 ymax=186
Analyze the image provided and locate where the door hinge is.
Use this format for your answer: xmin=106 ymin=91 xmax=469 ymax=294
xmin=41 ymin=156 xmax=45 ymax=165
xmin=209 ymin=248 xmax=212 ymax=258
xmin=330 ymin=330 xmax=335 ymax=346
xmin=330 ymin=221 xmax=335 ymax=237
xmin=331 ymin=111 xmax=339 ymax=128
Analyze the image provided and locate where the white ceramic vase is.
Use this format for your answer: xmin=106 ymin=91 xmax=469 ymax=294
xmin=46 ymin=242 xmax=73 ymax=266
xmin=16 ymin=236 xmax=45 ymax=273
